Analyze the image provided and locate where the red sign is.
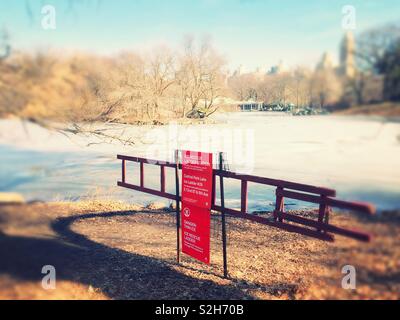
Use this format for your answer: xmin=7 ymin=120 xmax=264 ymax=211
xmin=181 ymin=203 xmax=211 ymax=264
xmin=181 ymin=151 xmax=213 ymax=264
xmin=182 ymin=151 xmax=213 ymax=209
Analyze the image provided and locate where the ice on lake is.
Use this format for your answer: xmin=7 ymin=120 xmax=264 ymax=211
xmin=0 ymin=112 xmax=399 ymax=211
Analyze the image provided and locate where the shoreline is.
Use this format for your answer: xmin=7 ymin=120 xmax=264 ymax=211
xmin=3 ymin=105 xmax=400 ymax=130
xmin=333 ymin=102 xmax=400 ymax=119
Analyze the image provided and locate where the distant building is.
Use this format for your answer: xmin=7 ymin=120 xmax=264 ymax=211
xmin=268 ymin=60 xmax=288 ymax=75
xmin=339 ymin=31 xmax=356 ymax=78
xmin=316 ymin=52 xmax=334 ymax=71
xmin=239 ymin=100 xmax=263 ymax=111
xmin=232 ymin=65 xmax=243 ymax=77
xmin=316 ymin=31 xmax=356 ymax=79
xmin=231 ymin=65 xmax=266 ymax=79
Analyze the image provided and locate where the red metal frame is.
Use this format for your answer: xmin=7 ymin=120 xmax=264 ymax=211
xmin=117 ymin=155 xmax=375 ymax=243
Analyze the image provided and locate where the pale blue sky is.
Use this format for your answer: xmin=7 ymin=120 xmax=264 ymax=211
xmin=0 ymin=0 xmax=399 ymax=71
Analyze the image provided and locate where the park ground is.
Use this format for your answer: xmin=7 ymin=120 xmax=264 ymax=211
xmin=0 ymin=200 xmax=399 ymax=300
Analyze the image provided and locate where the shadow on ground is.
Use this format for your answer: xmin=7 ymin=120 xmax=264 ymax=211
xmin=0 ymin=210 xmax=251 ymax=300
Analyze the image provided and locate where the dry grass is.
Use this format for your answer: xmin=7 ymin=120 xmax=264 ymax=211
xmin=335 ymin=102 xmax=400 ymax=117
xmin=0 ymin=201 xmax=399 ymax=300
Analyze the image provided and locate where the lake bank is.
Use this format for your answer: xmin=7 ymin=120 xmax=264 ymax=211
xmin=334 ymin=102 xmax=400 ymax=119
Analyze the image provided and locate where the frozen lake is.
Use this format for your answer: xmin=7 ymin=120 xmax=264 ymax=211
xmin=0 ymin=113 xmax=399 ymax=211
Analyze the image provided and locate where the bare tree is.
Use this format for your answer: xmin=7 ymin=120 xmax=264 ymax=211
xmin=177 ymin=36 xmax=226 ymax=117
xmin=0 ymin=33 xmax=229 ymax=145
xmin=145 ymin=47 xmax=176 ymax=120
xmin=228 ymin=73 xmax=260 ymax=101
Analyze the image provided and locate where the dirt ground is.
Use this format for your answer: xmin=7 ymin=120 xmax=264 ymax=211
xmin=0 ymin=201 xmax=399 ymax=300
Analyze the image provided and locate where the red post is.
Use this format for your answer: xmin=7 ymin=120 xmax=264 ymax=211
xmin=241 ymin=180 xmax=248 ymax=213
xmin=274 ymin=187 xmax=285 ymax=222
xmin=160 ymin=165 xmax=166 ymax=193
xmin=325 ymin=207 xmax=331 ymax=225
xmin=318 ymin=196 xmax=328 ymax=232
xmin=140 ymin=162 xmax=144 ymax=188
xmin=318 ymin=196 xmax=330 ymax=231
xmin=122 ymin=159 xmax=126 ymax=183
